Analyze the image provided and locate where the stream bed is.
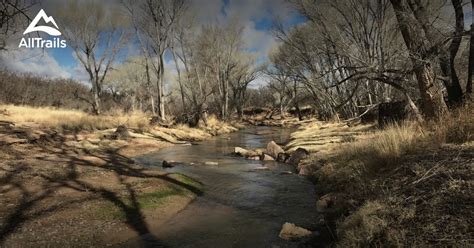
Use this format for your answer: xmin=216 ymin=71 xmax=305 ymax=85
xmin=130 ymin=126 xmax=318 ymax=247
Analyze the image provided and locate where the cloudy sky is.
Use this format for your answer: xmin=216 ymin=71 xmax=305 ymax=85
xmin=0 ymin=0 xmax=305 ymax=87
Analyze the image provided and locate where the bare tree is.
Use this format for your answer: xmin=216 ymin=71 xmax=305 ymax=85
xmin=280 ymin=0 xmax=458 ymax=119
xmin=280 ymin=0 xmax=417 ymax=120
xmin=59 ymin=0 xmax=130 ymax=114
xmin=0 ymin=0 xmax=37 ymax=50
xmin=196 ymin=22 xmax=245 ymax=119
xmin=229 ymin=55 xmax=260 ymax=118
xmin=105 ymin=57 xmax=154 ymax=113
xmin=125 ymin=0 xmax=187 ymax=120
xmin=390 ymin=0 xmax=448 ymax=118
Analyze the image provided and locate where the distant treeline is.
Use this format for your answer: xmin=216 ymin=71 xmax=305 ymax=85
xmin=0 ymin=70 xmax=116 ymax=111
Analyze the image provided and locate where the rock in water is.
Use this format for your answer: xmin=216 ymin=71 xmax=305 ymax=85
xmin=266 ymin=141 xmax=284 ymax=159
xmin=279 ymin=222 xmax=312 ymax=240
xmin=248 ymin=155 xmax=261 ymax=160
xmin=277 ymin=152 xmax=291 ymax=162
xmin=162 ymin=160 xmax=173 ymax=168
xmin=261 ymin=153 xmax=275 ymax=161
xmin=286 ymin=148 xmax=310 ymax=165
xmin=233 ymin=147 xmax=257 ymax=157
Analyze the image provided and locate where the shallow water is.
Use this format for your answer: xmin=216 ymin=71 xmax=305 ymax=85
xmin=130 ymin=127 xmax=318 ymax=247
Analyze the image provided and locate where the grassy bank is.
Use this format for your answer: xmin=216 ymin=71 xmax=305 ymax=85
xmin=0 ymin=104 xmax=235 ymax=246
xmin=289 ymin=105 xmax=473 ymax=246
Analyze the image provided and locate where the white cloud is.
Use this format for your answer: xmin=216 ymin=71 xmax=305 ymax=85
xmin=0 ymin=48 xmax=72 ymax=79
xmin=190 ymin=0 xmax=225 ymax=24
xmin=1 ymin=0 xmax=296 ymax=89
xmin=189 ymin=0 xmax=291 ymax=52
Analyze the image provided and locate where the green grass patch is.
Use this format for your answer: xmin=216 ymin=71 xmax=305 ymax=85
xmin=95 ymin=174 xmax=203 ymax=220
xmin=95 ymin=187 xmax=185 ymax=220
xmin=169 ymin=173 xmax=204 ymax=190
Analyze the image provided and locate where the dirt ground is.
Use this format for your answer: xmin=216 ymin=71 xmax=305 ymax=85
xmin=0 ymin=123 xmax=203 ymax=247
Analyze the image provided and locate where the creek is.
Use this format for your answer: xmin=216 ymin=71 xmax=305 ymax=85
xmin=132 ymin=126 xmax=318 ymax=247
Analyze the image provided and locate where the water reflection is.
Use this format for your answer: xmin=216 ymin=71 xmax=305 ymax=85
xmin=132 ymin=127 xmax=317 ymax=247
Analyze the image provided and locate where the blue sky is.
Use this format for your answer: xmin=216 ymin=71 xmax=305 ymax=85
xmin=0 ymin=0 xmax=305 ymax=87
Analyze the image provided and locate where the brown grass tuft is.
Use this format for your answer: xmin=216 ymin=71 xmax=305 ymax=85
xmin=307 ymin=103 xmax=474 ymax=247
xmin=333 ymin=122 xmax=425 ymax=172
xmin=430 ymin=103 xmax=474 ymax=144
xmin=0 ymin=104 xmax=149 ymax=131
xmin=337 ymin=201 xmax=390 ymax=247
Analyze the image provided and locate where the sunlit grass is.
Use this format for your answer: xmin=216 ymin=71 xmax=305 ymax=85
xmin=0 ymin=104 xmax=149 ymax=131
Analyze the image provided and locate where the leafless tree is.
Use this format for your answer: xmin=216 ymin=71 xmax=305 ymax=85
xmin=0 ymin=0 xmax=38 ymax=50
xmin=278 ymin=0 xmax=414 ymax=119
xmin=390 ymin=0 xmax=448 ymax=118
xmin=58 ymin=0 xmax=130 ymax=114
xmin=229 ymin=55 xmax=260 ymax=118
xmin=125 ymin=0 xmax=187 ymax=120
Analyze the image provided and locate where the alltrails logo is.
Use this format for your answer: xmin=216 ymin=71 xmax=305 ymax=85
xmin=19 ymin=9 xmax=67 ymax=48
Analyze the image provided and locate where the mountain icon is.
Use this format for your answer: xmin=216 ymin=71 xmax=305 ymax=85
xmin=23 ymin=9 xmax=61 ymax=36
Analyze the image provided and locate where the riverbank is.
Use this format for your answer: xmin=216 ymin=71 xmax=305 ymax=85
xmin=0 ymin=105 xmax=239 ymax=246
xmin=287 ymin=105 xmax=473 ymax=246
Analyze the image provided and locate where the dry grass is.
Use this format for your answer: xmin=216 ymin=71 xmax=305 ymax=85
xmin=319 ymin=104 xmax=473 ymax=178
xmin=333 ymin=122 xmax=425 ymax=172
xmin=303 ymin=104 xmax=474 ymax=246
xmin=431 ymin=104 xmax=474 ymax=144
xmin=198 ymin=114 xmax=239 ymax=135
xmin=337 ymin=201 xmax=391 ymax=247
xmin=0 ymin=104 xmax=149 ymax=131
xmin=285 ymin=121 xmax=375 ymax=154
xmin=156 ymin=124 xmax=211 ymax=141
xmin=0 ymin=105 xmax=240 ymax=142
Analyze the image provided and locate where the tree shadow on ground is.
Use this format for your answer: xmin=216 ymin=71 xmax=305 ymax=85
xmin=0 ymin=127 xmax=202 ymax=246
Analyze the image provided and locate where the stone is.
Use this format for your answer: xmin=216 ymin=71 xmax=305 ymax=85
xmin=162 ymin=160 xmax=173 ymax=168
xmin=279 ymin=222 xmax=312 ymax=240
xmin=266 ymin=141 xmax=284 ymax=159
xmin=286 ymin=148 xmax=310 ymax=166
xmin=234 ymin=147 xmax=258 ymax=157
xmin=277 ymin=152 xmax=291 ymax=162
xmin=316 ymin=193 xmax=336 ymax=212
xmin=297 ymin=165 xmax=311 ymax=176
xmin=261 ymin=153 xmax=275 ymax=161
xmin=248 ymin=155 xmax=261 ymax=160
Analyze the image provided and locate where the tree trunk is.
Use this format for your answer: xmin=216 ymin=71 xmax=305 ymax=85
xmin=439 ymin=0 xmax=464 ymax=105
xmin=413 ymin=63 xmax=447 ymax=118
xmin=405 ymin=92 xmax=423 ymax=123
xmin=92 ymin=80 xmax=101 ymax=115
xmin=406 ymin=0 xmax=464 ymax=105
xmin=224 ymin=80 xmax=229 ymax=119
xmin=467 ymin=0 xmax=474 ymax=96
xmin=390 ymin=0 xmax=447 ymax=119
xmin=157 ymin=54 xmax=166 ymax=119
xmin=145 ymin=57 xmax=156 ymax=115
xmin=172 ymin=49 xmax=186 ymax=112
xmin=280 ymin=97 xmax=284 ymax=118
xmin=221 ymin=79 xmax=229 ymax=119
xmin=439 ymin=55 xmax=463 ymax=105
